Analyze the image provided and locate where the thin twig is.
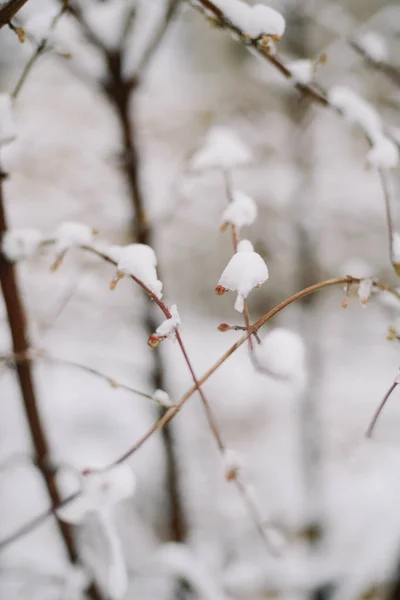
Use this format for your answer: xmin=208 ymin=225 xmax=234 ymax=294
xmin=366 ymin=381 xmax=398 ymax=438
xmin=0 ymin=0 xmax=29 ymax=28
xmin=12 ymin=2 xmax=67 ymax=99
xmin=1 ymin=273 xmax=383 ymax=550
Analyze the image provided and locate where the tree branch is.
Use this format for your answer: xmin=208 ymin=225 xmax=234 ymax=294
xmin=0 ymin=0 xmax=29 ymax=28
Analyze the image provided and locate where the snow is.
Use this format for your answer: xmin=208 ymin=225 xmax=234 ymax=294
xmin=213 ymin=1 xmax=286 ymax=40
xmin=287 ymin=59 xmax=314 ymax=85
xmin=221 ymin=189 xmax=257 ymax=230
xmin=154 ymin=305 xmax=181 ymax=340
xmin=254 ymin=327 xmax=306 ymax=381
xmin=112 ymin=243 xmax=163 ymax=299
xmin=152 ymin=389 xmax=174 ymax=408
xmin=328 ymin=86 xmax=383 ymax=143
xmin=357 ymin=278 xmax=373 ymax=306
xmin=191 ymin=126 xmax=252 ymax=171
xmin=99 ymin=511 xmax=128 ymax=600
xmin=1 ymin=228 xmax=43 ymax=261
xmin=57 ymin=464 xmax=135 ymax=524
xmin=216 ymin=239 xmax=269 ymax=312
xmin=366 ymin=136 xmax=399 ymax=169
xmin=23 ymin=7 xmax=59 ymax=42
xmin=223 ymin=448 xmax=244 ymax=481
xmin=83 ymin=0 xmax=133 ymax=51
xmin=356 ymin=31 xmax=389 ymax=63
xmin=53 ymin=221 xmax=95 ymax=254
xmin=0 ymin=94 xmax=16 ymax=146
xmin=392 ymin=233 xmax=400 ymax=264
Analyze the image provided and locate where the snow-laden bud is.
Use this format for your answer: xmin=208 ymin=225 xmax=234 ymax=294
xmin=215 ymin=1 xmax=285 ymax=40
xmin=254 ymin=328 xmax=306 ymax=382
xmin=51 ymin=222 xmax=96 ymax=270
xmin=366 ymin=136 xmax=399 ymax=169
xmin=0 ymin=94 xmax=16 ymax=146
xmin=148 ymin=305 xmax=181 ymax=347
xmin=109 ymin=244 xmax=163 ymax=298
xmin=152 ymin=389 xmax=175 ymax=408
xmin=216 ymin=240 xmax=268 ymax=313
xmin=221 ymin=190 xmax=257 ymax=231
xmin=358 ymin=278 xmax=373 ymax=306
xmin=2 ymin=228 xmax=43 ymax=261
xmin=223 ymin=448 xmax=244 ymax=481
xmin=191 ymin=126 xmax=252 ymax=171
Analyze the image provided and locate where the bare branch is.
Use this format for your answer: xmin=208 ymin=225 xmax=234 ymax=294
xmin=366 ymin=381 xmax=398 ymax=438
xmin=0 ymin=0 xmax=29 ymax=28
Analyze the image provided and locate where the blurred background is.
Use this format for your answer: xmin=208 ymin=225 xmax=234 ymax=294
xmin=1 ymin=0 xmax=400 ymax=598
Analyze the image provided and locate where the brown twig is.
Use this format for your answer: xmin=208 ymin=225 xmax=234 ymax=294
xmin=366 ymin=381 xmax=398 ymax=438
xmin=0 ymin=170 xmax=102 ymax=599
xmin=3 ymin=272 xmax=388 ymax=550
xmin=0 ymin=0 xmax=29 ymax=28
xmin=12 ymin=2 xmax=68 ymax=99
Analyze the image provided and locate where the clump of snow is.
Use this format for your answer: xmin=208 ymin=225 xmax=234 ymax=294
xmin=254 ymin=328 xmax=306 ymax=381
xmin=152 ymin=389 xmax=175 ymax=408
xmin=110 ymin=243 xmax=163 ymax=299
xmin=214 ymin=1 xmax=285 ymax=40
xmin=287 ymin=59 xmax=314 ymax=85
xmin=216 ymin=239 xmax=268 ymax=313
xmin=356 ymin=31 xmax=388 ymax=63
xmin=366 ymin=136 xmax=399 ymax=169
xmin=149 ymin=305 xmax=181 ymax=347
xmin=54 ymin=221 xmax=95 ymax=253
xmin=358 ymin=278 xmax=373 ymax=306
xmin=221 ymin=189 xmax=257 ymax=231
xmin=2 ymin=228 xmax=43 ymax=261
xmin=57 ymin=464 xmax=136 ymax=524
xmin=191 ymin=126 xmax=252 ymax=171
xmin=223 ymin=448 xmax=244 ymax=481
xmin=328 ymin=86 xmax=382 ymax=143
xmin=0 ymin=94 xmax=16 ymax=146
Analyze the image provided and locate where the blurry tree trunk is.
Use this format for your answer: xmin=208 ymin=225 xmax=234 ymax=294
xmin=0 ymin=0 xmax=29 ymax=28
xmin=0 ymin=165 xmax=103 ymax=600
xmin=286 ymin=4 xmax=330 ymax=600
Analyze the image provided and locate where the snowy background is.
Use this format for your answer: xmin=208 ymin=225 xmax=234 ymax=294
xmin=1 ymin=1 xmax=400 ymax=599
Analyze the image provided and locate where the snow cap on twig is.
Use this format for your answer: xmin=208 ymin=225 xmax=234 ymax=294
xmin=148 ymin=305 xmax=181 ymax=347
xmin=109 ymin=243 xmax=163 ymax=299
xmin=191 ymin=126 xmax=252 ymax=171
xmin=216 ymin=240 xmax=268 ymax=313
xmin=2 ymin=228 xmax=43 ymax=261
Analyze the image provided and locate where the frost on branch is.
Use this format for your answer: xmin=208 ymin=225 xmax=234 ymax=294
xmin=287 ymin=59 xmax=314 ymax=85
xmin=356 ymin=31 xmax=389 ymax=63
xmin=223 ymin=448 xmax=244 ymax=481
xmin=221 ymin=190 xmax=257 ymax=231
xmin=152 ymin=389 xmax=175 ymax=408
xmin=216 ymin=240 xmax=268 ymax=313
xmin=2 ymin=228 xmax=43 ymax=262
xmin=213 ymin=1 xmax=286 ymax=41
xmin=109 ymin=243 xmax=163 ymax=299
xmin=366 ymin=136 xmax=399 ymax=169
xmin=191 ymin=126 xmax=252 ymax=171
xmin=254 ymin=328 xmax=306 ymax=382
xmin=148 ymin=305 xmax=181 ymax=347
xmin=0 ymin=93 xmax=16 ymax=146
